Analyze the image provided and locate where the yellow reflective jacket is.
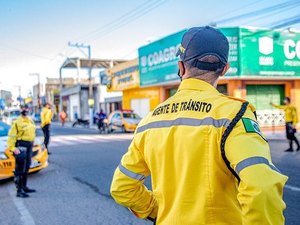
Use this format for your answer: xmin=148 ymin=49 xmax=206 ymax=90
xmin=111 ymin=78 xmax=288 ymax=225
xmin=271 ymin=103 xmax=298 ymax=125
xmin=7 ymin=116 xmax=36 ymax=151
xmin=41 ymin=107 xmax=53 ymax=127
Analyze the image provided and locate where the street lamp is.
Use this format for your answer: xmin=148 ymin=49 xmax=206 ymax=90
xmin=29 ymin=73 xmax=41 ymax=110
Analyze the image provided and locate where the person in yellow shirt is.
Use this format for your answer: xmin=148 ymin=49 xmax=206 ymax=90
xmin=110 ymin=26 xmax=287 ymax=225
xmin=271 ymin=97 xmax=300 ymax=152
xmin=40 ymin=102 xmax=53 ymax=154
xmin=7 ymin=105 xmax=36 ymax=198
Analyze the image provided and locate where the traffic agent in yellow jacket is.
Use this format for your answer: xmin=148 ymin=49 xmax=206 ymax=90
xmin=111 ymin=78 xmax=288 ymax=225
xmin=40 ymin=106 xmax=53 ymax=128
xmin=7 ymin=116 xmax=36 ymax=151
xmin=271 ymin=103 xmax=298 ymax=125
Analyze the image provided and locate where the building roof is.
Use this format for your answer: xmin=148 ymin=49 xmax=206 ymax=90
xmin=60 ymin=58 xmax=127 ymax=69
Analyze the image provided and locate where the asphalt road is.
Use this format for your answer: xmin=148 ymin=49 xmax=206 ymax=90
xmin=1 ymin=124 xmax=300 ymax=225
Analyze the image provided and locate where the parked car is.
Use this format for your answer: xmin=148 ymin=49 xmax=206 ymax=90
xmin=0 ymin=121 xmax=48 ymax=181
xmin=1 ymin=108 xmax=21 ymax=125
xmin=108 ymin=110 xmax=141 ymax=133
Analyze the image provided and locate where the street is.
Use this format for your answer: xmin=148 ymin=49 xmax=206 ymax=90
xmin=1 ymin=124 xmax=300 ymax=225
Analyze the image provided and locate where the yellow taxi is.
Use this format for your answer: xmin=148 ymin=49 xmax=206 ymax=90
xmin=0 ymin=121 xmax=48 ymax=180
xmin=108 ymin=110 xmax=141 ymax=133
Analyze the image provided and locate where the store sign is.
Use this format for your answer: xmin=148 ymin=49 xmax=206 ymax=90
xmin=138 ymin=28 xmax=240 ymax=86
xmin=220 ymin=28 xmax=240 ymax=76
xmin=139 ymin=27 xmax=300 ymax=84
xmin=240 ymin=28 xmax=300 ymax=76
xmin=139 ymin=30 xmax=186 ymax=86
xmin=111 ymin=71 xmax=139 ymax=91
xmin=108 ymin=65 xmax=140 ymax=91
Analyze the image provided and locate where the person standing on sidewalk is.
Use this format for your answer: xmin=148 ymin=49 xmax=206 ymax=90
xmin=41 ymin=102 xmax=53 ymax=154
xmin=271 ymin=97 xmax=300 ymax=152
xmin=111 ymin=26 xmax=287 ymax=225
xmin=7 ymin=105 xmax=36 ymax=198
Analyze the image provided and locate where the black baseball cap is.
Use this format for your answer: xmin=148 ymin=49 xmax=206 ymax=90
xmin=20 ymin=104 xmax=29 ymax=109
xmin=176 ymin=26 xmax=229 ymax=71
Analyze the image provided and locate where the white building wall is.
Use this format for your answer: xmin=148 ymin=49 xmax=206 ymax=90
xmin=69 ymin=94 xmax=80 ymax=121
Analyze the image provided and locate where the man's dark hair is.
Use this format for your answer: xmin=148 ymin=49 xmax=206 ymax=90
xmin=285 ymin=97 xmax=291 ymax=103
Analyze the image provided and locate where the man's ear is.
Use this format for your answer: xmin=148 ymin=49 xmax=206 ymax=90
xmin=178 ymin=61 xmax=185 ymax=76
xmin=220 ymin=63 xmax=230 ymax=77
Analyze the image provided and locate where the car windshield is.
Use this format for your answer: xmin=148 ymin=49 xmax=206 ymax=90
xmin=123 ymin=112 xmax=141 ymax=119
xmin=0 ymin=122 xmax=10 ymax=137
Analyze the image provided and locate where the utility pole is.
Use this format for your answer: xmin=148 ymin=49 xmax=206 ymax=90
xmin=29 ymin=73 xmax=41 ymax=110
xmin=14 ymin=85 xmax=22 ymax=106
xmin=68 ymin=42 xmax=93 ymax=124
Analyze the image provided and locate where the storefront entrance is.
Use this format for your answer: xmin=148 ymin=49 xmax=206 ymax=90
xmin=246 ymin=84 xmax=285 ymax=127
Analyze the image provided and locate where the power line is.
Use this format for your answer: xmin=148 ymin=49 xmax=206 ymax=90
xmin=271 ymin=14 xmax=300 ymax=29
xmin=52 ymin=0 xmax=167 ymax=64
xmin=214 ymin=0 xmax=300 ymax=25
xmin=88 ymin=0 xmax=167 ymax=43
xmin=208 ymin=0 xmax=265 ymax=23
xmin=238 ymin=4 xmax=300 ymax=26
xmin=76 ymin=0 xmax=167 ymax=43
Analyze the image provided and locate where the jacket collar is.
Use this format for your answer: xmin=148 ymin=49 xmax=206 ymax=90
xmin=178 ymin=78 xmax=219 ymax=94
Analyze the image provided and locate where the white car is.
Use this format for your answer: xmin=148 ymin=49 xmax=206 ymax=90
xmin=1 ymin=109 xmax=21 ymax=125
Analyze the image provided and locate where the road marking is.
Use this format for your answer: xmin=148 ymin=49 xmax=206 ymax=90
xmin=285 ymin=184 xmax=300 ymax=192
xmin=8 ymin=186 xmax=36 ymax=225
xmin=49 ymin=134 xmax=133 ymax=147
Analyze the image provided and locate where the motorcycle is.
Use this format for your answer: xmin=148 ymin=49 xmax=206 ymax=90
xmin=97 ymin=118 xmax=109 ymax=134
xmin=72 ymin=118 xmax=90 ymax=128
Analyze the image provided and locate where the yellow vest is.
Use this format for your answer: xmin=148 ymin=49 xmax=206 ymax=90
xmin=40 ymin=107 xmax=53 ymax=127
xmin=7 ymin=116 xmax=36 ymax=151
xmin=111 ymin=79 xmax=288 ymax=225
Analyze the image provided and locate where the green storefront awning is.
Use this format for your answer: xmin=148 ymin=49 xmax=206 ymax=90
xmin=138 ymin=27 xmax=300 ymax=87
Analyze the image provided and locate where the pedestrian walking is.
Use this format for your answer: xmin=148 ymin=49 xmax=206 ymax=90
xmin=59 ymin=109 xmax=67 ymax=127
xmin=271 ymin=97 xmax=300 ymax=152
xmin=110 ymin=26 xmax=288 ymax=225
xmin=41 ymin=102 xmax=53 ymax=154
xmin=7 ymin=105 xmax=36 ymax=198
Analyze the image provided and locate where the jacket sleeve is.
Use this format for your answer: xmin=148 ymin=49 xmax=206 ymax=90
xmin=270 ymin=103 xmax=285 ymax=110
xmin=292 ymin=107 xmax=298 ymax=125
xmin=7 ymin=121 xmax=18 ymax=151
xmin=225 ymin=107 xmax=288 ymax=225
xmin=110 ymin=137 xmax=158 ymax=219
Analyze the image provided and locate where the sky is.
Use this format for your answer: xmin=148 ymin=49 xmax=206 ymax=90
xmin=0 ymin=0 xmax=300 ymax=99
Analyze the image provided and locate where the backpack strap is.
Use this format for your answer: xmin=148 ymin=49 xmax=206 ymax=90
xmin=220 ymin=101 xmax=249 ymax=183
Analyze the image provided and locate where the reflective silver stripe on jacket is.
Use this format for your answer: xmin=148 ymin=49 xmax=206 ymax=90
xmin=235 ymin=156 xmax=281 ymax=174
xmin=137 ymin=117 xmax=231 ymax=134
xmin=118 ymin=164 xmax=145 ymax=180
